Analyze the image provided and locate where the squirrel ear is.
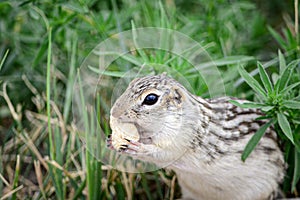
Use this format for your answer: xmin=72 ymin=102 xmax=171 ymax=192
xmin=172 ymin=87 xmax=184 ymax=105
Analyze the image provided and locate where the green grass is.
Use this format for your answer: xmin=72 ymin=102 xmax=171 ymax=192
xmin=0 ymin=0 xmax=299 ymax=199
xmin=230 ymin=53 xmax=300 ymax=192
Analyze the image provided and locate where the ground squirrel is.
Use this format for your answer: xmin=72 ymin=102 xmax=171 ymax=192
xmin=107 ymin=73 xmax=285 ymax=200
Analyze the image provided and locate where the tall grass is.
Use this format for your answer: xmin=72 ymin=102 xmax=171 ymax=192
xmin=0 ymin=0 xmax=299 ymax=199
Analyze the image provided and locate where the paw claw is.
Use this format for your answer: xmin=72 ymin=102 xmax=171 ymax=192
xmin=124 ymin=149 xmax=137 ymax=154
xmin=124 ymin=138 xmax=131 ymax=142
xmin=126 ymin=141 xmax=142 ymax=152
xmin=106 ymin=135 xmax=115 ymax=150
xmin=106 ymin=136 xmax=143 ymax=154
xmin=117 ymin=144 xmax=128 ymax=152
xmin=129 ymin=140 xmax=141 ymax=146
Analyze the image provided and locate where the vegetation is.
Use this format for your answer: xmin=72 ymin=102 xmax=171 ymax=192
xmin=0 ymin=0 xmax=299 ymax=199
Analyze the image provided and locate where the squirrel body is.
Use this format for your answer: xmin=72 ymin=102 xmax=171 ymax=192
xmin=108 ymin=74 xmax=285 ymax=200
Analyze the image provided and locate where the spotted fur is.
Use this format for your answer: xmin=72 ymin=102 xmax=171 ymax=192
xmin=109 ymin=74 xmax=285 ymax=200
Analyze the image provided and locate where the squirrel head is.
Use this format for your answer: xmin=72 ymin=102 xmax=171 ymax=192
xmin=110 ymin=73 xmax=197 ymax=151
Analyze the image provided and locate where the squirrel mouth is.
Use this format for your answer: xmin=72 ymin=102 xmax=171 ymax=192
xmin=107 ymin=119 xmax=154 ymax=154
xmin=109 ymin=116 xmax=140 ymax=151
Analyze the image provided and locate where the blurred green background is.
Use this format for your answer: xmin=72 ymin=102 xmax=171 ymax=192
xmin=0 ymin=0 xmax=299 ymax=199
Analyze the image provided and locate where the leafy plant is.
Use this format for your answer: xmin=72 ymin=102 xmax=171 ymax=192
xmin=230 ymin=51 xmax=300 ymax=194
xmin=1 ymin=0 xmax=300 ymax=199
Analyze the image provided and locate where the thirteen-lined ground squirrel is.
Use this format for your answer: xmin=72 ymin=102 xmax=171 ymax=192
xmin=107 ymin=73 xmax=285 ymax=200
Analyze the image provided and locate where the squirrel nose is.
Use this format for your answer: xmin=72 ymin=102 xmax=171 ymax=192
xmin=111 ymin=103 xmax=123 ymax=118
xmin=111 ymin=109 xmax=119 ymax=118
xmin=111 ymin=97 xmax=130 ymax=118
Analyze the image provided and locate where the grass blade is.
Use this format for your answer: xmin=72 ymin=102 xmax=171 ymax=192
xmin=46 ymin=26 xmax=54 ymax=159
xmin=115 ymin=181 xmax=126 ymax=200
xmin=154 ymin=172 xmax=164 ymax=199
xmin=292 ymin=148 xmax=300 ymax=192
xmin=229 ymin=100 xmax=266 ymax=109
xmin=283 ymin=28 xmax=298 ymax=49
xmin=88 ymin=65 xmax=126 ymax=77
xmin=277 ymin=113 xmax=294 ymax=144
xmin=267 ymin=26 xmax=287 ymax=50
xmin=131 ymin=21 xmax=149 ymax=64
xmin=242 ymin=120 xmax=274 ymax=161
xmin=46 ymin=26 xmax=64 ymax=200
xmin=281 ymin=82 xmax=300 ymax=95
xmin=257 ymin=61 xmax=273 ymax=94
xmin=275 ymin=59 xmax=300 ymax=94
xmin=0 ymin=49 xmax=9 ymax=71
xmin=11 ymin=155 xmax=21 ymax=200
xmin=278 ymin=50 xmax=286 ymax=74
xmin=0 ymin=149 xmax=2 ymax=197
xmin=189 ymin=56 xmax=255 ymax=71
xmin=73 ymin=178 xmax=86 ymax=199
xmin=63 ymin=32 xmax=77 ymax=122
xmin=238 ymin=65 xmax=267 ymax=100
xmin=92 ymin=51 xmax=143 ymax=66
xmin=283 ymin=100 xmax=300 ymax=109
xmin=141 ymin=174 xmax=153 ymax=200
xmin=86 ymin=151 xmax=102 ymax=200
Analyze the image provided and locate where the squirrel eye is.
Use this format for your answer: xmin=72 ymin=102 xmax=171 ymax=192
xmin=142 ymin=93 xmax=159 ymax=105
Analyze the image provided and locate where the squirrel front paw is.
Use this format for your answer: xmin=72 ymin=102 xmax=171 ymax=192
xmin=106 ymin=135 xmax=158 ymax=156
xmin=120 ymin=140 xmax=142 ymax=154
xmin=106 ymin=134 xmax=141 ymax=153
